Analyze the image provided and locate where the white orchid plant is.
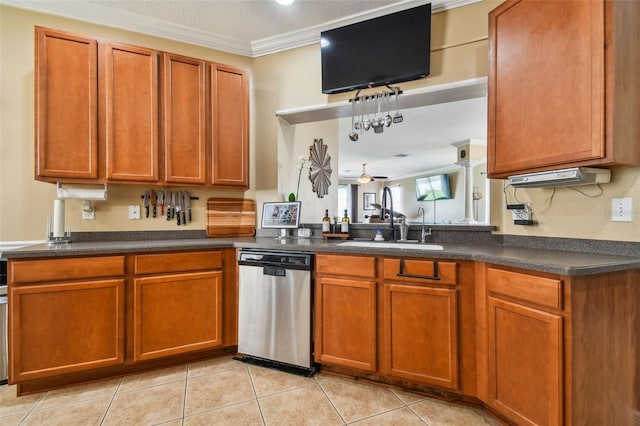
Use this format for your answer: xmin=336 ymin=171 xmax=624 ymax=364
xmin=289 ymin=155 xmax=310 ymax=202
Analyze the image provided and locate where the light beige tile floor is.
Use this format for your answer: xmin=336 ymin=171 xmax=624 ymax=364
xmin=0 ymin=356 xmax=501 ymax=425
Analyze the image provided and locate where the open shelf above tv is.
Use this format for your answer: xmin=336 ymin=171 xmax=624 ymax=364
xmin=275 ymin=77 xmax=487 ymax=125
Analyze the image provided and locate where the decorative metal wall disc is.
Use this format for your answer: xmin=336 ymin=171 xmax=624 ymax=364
xmin=309 ymin=138 xmax=332 ymax=198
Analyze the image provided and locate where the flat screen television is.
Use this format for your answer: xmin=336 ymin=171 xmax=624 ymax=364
xmin=320 ymin=4 xmax=431 ymax=94
xmin=416 ymin=174 xmax=451 ymax=201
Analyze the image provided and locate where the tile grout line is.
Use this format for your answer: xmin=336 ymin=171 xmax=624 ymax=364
xmin=99 ymin=377 xmax=123 ymax=425
xmin=313 ymin=375 xmax=347 ymax=425
xmin=245 ymin=364 xmax=267 ymax=426
xmin=16 ymin=389 xmax=48 ymax=425
xmin=406 ymin=401 xmax=431 ymax=425
xmin=181 ymin=364 xmax=190 ymax=425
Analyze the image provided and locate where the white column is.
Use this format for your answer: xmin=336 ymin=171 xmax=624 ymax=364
xmin=459 ymin=162 xmax=477 ymax=223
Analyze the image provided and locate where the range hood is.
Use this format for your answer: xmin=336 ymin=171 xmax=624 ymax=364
xmin=508 ymin=167 xmax=611 ymax=188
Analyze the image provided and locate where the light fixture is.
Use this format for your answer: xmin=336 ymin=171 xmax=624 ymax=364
xmin=357 ymin=163 xmax=373 ymax=184
xmin=276 ymin=0 xmax=295 ymax=5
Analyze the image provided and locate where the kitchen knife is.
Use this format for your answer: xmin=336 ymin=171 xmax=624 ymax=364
xmin=175 ymin=191 xmax=182 ymax=225
xmin=157 ymin=190 xmax=164 ymax=216
xmin=181 ymin=190 xmax=188 ymax=225
xmin=150 ymin=189 xmax=157 ymax=217
xmin=143 ymin=190 xmax=150 ymax=218
xmin=166 ymin=190 xmax=173 ymax=221
xmin=184 ymin=190 xmax=191 ymax=223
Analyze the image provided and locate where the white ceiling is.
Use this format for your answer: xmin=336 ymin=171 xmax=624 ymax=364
xmin=5 ymin=0 xmax=488 ymax=179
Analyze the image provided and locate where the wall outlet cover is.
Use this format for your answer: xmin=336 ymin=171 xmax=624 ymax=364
xmin=611 ymin=198 xmax=632 ymax=222
xmin=128 ymin=204 xmax=141 ymax=220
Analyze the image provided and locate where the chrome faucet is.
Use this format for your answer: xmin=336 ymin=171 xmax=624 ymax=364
xmin=417 ymin=206 xmax=432 ymax=243
xmin=381 ymin=186 xmax=395 ymax=241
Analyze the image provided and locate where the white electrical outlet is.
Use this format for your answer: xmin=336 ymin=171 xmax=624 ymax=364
xmin=128 ymin=204 xmax=141 ymax=220
xmin=611 ymin=198 xmax=632 ymax=222
xmin=82 ymin=200 xmax=95 ymax=220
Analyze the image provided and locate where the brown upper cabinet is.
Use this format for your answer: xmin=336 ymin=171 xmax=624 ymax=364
xmin=35 ymin=27 xmax=249 ymax=189
xmin=162 ymin=53 xmax=207 ymax=185
xmin=487 ymin=0 xmax=640 ymax=178
xmin=101 ymin=42 xmax=159 ymax=183
xmin=210 ymin=64 xmax=249 ymax=188
xmin=35 ymin=27 xmax=98 ymax=180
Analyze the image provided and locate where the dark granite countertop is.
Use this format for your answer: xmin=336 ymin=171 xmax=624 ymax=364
xmin=2 ymin=235 xmax=640 ymax=276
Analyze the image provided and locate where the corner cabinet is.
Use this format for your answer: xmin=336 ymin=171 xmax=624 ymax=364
xmin=476 ymin=263 xmax=640 ymax=426
xmin=35 ymin=27 xmax=98 ymax=180
xmin=487 ymin=0 xmax=640 ymax=178
xmin=35 ymin=27 xmax=249 ymax=189
xmin=484 ymin=267 xmax=563 ymax=426
xmin=9 ymin=256 xmax=126 ymax=382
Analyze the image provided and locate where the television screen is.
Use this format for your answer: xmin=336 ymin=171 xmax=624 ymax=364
xmin=321 ymin=4 xmax=431 ymax=94
xmin=416 ymin=174 xmax=451 ymax=201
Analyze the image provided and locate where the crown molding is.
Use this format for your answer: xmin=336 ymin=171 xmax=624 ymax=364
xmin=2 ymin=0 xmax=482 ymax=58
xmin=251 ymin=0 xmax=483 ymax=57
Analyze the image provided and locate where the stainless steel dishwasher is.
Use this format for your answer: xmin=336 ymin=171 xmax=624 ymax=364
xmin=237 ymin=249 xmax=315 ymax=375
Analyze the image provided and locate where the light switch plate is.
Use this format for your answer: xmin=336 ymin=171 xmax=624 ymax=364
xmin=611 ymin=198 xmax=632 ymax=222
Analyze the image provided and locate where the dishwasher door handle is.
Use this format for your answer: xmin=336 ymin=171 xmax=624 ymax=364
xmin=263 ymin=266 xmax=286 ymax=277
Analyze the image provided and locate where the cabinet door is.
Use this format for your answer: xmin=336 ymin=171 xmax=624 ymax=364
xmin=383 ymin=283 xmax=458 ymax=389
xmin=101 ymin=43 xmax=159 ymax=182
xmin=488 ymin=296 xmax=563 ymax=426
xmin=163 ymin=54 xmax=206 ymax=184
xmin=210 ymin=64 xmax=249 ymax=188
xmin=35 ymin=27 xmax=98 ymax=180
xmin=10 ymin=279 xmax=125 ymax=382
xmin=133 ymin=271 xmax=222 ymax=361
xmin=488 ymin=0 xmax=604 ymax=177
xmin=315 ymin=276 xmax=376 ymax=371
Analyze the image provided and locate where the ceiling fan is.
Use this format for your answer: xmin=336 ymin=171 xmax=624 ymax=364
xmin=355 ymin=163 xmax=388 ymax=184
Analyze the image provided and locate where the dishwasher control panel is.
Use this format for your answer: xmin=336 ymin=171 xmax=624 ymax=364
xmin=238 ymin=250 xmax=313 ymax=270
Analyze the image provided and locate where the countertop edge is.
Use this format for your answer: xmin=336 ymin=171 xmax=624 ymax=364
xmin=2 ymin=237 xmax=640 ymax=277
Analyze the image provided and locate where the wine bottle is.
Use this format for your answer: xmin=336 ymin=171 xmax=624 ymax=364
xmin=322 ymin=209 xmax=331 ymax=233
xmin=341 ymin=209 xmax=350 ymax=233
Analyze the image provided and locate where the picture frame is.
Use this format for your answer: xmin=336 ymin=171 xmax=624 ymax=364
xmin=363 ymin=192 xmax=376 ymax=210
xmin=261 ymin=201 xmax=301 ymax=229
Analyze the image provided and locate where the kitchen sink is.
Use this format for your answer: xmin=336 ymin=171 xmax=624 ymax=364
xmin=337 ymin=241 xmax=444 ymax=250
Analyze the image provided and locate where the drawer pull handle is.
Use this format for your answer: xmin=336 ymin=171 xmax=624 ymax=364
xmin=397 ymin=259 xmax=441 ymax=280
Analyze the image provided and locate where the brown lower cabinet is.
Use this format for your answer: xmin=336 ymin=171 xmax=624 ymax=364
xmin=476 ymin=263 xmax=640 ymax=426
xmin=314 ymin=254 xmax=476 ymax=397
xmin=317 ymin=254 xmax=640 ymax=426
xmin=8 ymin=249 xmax=237 ymax=394
xmin=314 ymin=254 xmax=377 ymax=371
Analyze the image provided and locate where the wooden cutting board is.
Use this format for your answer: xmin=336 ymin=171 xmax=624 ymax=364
xmin=206 ymin=198 xmax=256 ymax=237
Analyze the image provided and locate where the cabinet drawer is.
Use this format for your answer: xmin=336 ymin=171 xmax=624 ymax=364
xmin=487 ymin=267 xmax=563 ymax=310
xmin=11 ymin=256 xmax=125 ymax=283
xmin=134 ymin=250 xmax=222 ymax=274
xmin=384 ymin=258 xmax=457 ymax=286
xmin=316 ymin=254 xmax=375 ymax=278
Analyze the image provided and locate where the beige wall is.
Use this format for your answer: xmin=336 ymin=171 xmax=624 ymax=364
xmin=2 ymin=1 xmax=640 ymax=242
